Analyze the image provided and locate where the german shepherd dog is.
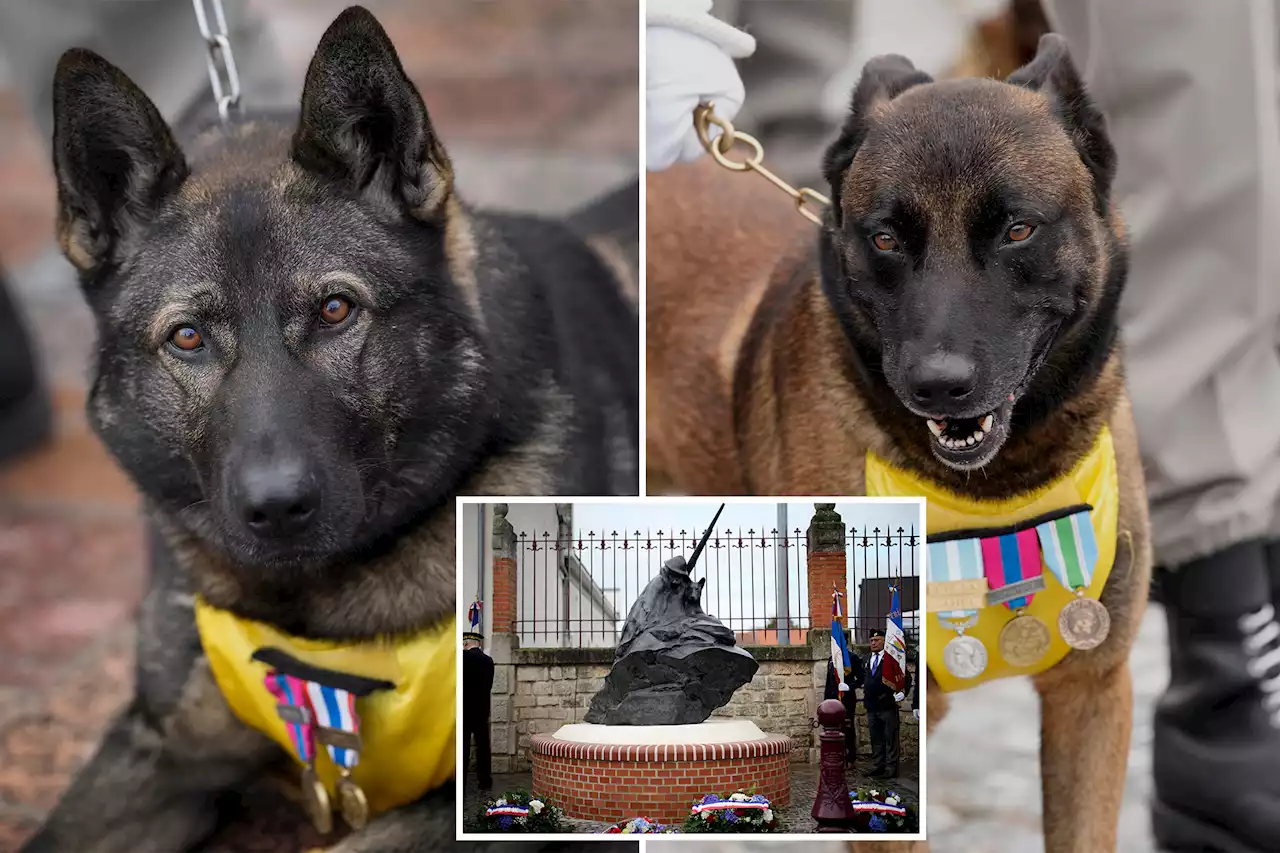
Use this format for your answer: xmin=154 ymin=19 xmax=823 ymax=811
xmin=647 ymin=36 xmax=1152 ymax=853
xmin=24 ymin=7 xmax=636 ymax=853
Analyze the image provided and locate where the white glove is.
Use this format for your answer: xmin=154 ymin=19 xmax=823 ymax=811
xmin=838 ymin=682 xmax=850 ymax=693
xmin=913 ymin=709 xmax=920 ymax=721
xmin=893 ymin=692 xmax=905 ymax=703
xmin=646 ymin=0 xmax=755 ymax=172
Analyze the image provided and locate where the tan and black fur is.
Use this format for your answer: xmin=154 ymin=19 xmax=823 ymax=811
xmin=26 ymin=6 xmax=636 ymax=853
xmin=648 ymin=35 xmax=1151 ymax=853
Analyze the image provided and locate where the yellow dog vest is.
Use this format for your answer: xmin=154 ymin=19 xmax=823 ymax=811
xmin=194 ymin=601 xmax=456 ymax=814
xmin=865 ymin=427 xmax=1118 ymax=693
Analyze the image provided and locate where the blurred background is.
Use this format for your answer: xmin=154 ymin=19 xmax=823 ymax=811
xmin=0 ymin=1 xmax=636 ymax=850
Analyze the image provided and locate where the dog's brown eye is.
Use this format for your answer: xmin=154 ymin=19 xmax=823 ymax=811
xmin=320 ymin=295 xmax=353 ymax=325
xmin=169 ymin=326 xmax=203 ymax=351
xmin=872 ymin=233 xmax=898 ymax=252
xmin=1007 ymin=222 xmax=1035 ymax=242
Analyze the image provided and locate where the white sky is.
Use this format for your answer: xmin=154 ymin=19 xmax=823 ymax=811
xmin=535 ymin=500 xmax=923 ymax=631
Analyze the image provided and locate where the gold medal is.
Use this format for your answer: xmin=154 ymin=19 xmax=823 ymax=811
xmin=337 ymin=772 xmax=369 ymax=830
xmin=998 ymin=613 xmax=1051 ymax=667
xmin=1058 ymin=595 xmax=1110 ymax=650
xmin=300 ymin=764 xmax=333 ymax=835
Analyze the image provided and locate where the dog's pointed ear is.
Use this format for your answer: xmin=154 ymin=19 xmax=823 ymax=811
xmin=291 ymin=6 xmax=453 ymax=220
xmin=1007 ymin=33 xmax=1115 ymax=213
xmin=51 ymin=49 xmax=188 ymax=276
xmin=822 ymin=55 xmax=932 ymax=226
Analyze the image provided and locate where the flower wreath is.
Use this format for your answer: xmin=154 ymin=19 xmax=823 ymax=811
xmin=681 ymin=790 xmax=779 ymax=833
xmin=474 ymin=789 xmax=564 ymax=833
xmin=604 ymin=816 xmax=680 ymax=834
xmin=849 ymin=787 xmax=919 ymax=833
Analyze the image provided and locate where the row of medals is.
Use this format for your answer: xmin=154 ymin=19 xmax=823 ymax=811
xmin=941 ymin=592 xmax=1111 ymax=679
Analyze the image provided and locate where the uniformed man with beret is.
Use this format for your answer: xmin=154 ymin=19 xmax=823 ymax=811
xmin=862 ymin=628 xmax=911 ymax=779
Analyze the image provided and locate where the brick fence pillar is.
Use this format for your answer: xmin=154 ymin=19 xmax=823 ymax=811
xmin=492 ymin=504 xmax=518 ymax=634
xmin=807 ymin=503 xmax=848 ymax=623
xmin=489 ymin=504 xmax=518 ymax=772
xmin=805 ymin=503 xmax=848 ymax=763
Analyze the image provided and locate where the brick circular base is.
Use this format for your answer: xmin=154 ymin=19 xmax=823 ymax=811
xmin=530 ymin=734 xmax=793 ymax=825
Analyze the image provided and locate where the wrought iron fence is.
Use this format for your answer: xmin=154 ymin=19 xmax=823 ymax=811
xmin=513 ymin=522 xmax=919 ymax=649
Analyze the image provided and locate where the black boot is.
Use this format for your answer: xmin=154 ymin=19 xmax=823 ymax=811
xmin=1152 ymin=540 xmax=1280 ymax=853
xmin=0 ymin=266 xmax=51 ymax=466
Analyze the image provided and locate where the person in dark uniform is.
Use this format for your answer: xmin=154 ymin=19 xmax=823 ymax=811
xmin=862 ymin=628 xmax=912 ymax=779
xmin=823 ymin=630 xmax=865 ymax=768
xmin=462 ymin=625 xmax=495 ymax=791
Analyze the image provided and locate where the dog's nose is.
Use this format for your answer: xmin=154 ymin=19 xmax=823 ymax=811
xmin=235 ymin=458 xmax=320 ymax=538
xmin=907 ymin=352 xmax=977 ymax=404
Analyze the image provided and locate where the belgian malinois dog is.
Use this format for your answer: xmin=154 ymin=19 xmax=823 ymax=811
xmin=25 ymin=6 xmax=636 ymax=852
xmin=648 ymin=35 xmax=1152 ymax=853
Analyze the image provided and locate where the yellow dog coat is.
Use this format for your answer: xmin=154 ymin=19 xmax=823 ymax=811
xmin=865 ymin=427 xmax=1119 ymax=693
xmin=195 ymin=601 xmax=456 ymax=814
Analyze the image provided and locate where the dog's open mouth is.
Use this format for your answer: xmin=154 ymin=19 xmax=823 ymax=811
xmin=926 ymin=412 xmax=996 ymax=452
xmin=920 ymin=403 xmax=1012 ymax=470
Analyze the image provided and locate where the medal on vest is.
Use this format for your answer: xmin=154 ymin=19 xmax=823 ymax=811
xmin=982 ymin=529 xmax=1051 ymax=667
xmin=1036 ymin=509 xmax=1110 ymax=650
xmin=264 ymin=672 xmax=333 ymax=834
xmin=307 ymin=683 xmax=370 ymax=830
xmin=928 ymin=538 xmax=991 ymax=679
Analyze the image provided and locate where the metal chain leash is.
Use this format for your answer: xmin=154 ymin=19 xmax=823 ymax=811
xmin=694 ymin=102 xmax=830 ymax=226
xmin=192 ymin=0 xmax=241 ymax=122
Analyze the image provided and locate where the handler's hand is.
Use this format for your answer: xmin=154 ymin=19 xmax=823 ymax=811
xmin=646 ymin=0 xmax=755 ymax=171
xmin=894 ymin=692 xmax=905 ymax=703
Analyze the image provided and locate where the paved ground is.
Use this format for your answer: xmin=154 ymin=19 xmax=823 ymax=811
xmin=0 ymin=2 xmax=635 ymax=851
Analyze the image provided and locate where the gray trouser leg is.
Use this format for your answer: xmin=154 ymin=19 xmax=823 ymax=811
xmin=712 ymin=0 xmax=857 ymax=187
xmin=883 ymin=707 xmax=899 ymax=770
xmin=1044 ymin=0 xmax=1280 ymax=566
xmin=868 ymin=706 xmax=887 ymax=769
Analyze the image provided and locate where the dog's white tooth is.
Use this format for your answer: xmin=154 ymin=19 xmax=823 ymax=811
xmin=927 ymin=419 xmax=944 ymax=438
xmin=981 ymin=414 xmax=995 ymax=432
xmin=973 ymin=429 xmax=985 ymax=442
xmin=966 ymin=436 xmax=976 ymax=446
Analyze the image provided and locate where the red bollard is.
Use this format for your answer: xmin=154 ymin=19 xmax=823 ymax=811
xmin=812 ymin=698 xmax=857 ymax=831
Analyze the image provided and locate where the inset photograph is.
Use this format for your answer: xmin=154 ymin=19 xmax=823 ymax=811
xmin=457 ymin=498 xmax=926 ymax=839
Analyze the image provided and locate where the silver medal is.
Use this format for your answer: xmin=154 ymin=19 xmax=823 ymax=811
xmin=1058 ymin=596 xmax=1111 ymax=650
xmin=943 ymin=633 xmax=988 ymax=679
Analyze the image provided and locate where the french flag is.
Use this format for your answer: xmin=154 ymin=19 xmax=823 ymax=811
xmin=881 ymin=585 xmax=907 ymax=693
xmin=831 ymin=588 xmax=851 ymax=692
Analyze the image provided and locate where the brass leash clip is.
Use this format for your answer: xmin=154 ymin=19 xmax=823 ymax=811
xmin=693 ymin=102 xmax=831 ymax=226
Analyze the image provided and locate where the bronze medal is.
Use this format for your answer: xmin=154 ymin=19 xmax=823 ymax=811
xmin=1058 ymin=596 xmax=1111 ymax=650
xmin=337 ymin=773 xmax=370 ymax=830
xmin=301 ymin=764 xmax=333 ymax=835
xmin=943 ymin=633 xmax=988 ymax=679
xmin=998 ymin=613 xmax=1051 ymax=667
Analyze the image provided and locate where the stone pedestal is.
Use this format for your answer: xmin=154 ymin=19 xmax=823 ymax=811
xmin=531 ymin=721 xmax=793 ymax=824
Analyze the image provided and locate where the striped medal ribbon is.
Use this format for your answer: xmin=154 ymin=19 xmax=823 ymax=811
xmin=981 ymin=527 xmax=1051 ymax=667
xmin=1036 ymin=508 xmax=1111 ymax=650
xmin=306 ymin=683 xmax=370 ymax=830
xmin=926 ymin=538 xmax=989 ymax=679
xmin=264 ymin=672 xmax=332 ymax=834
